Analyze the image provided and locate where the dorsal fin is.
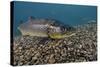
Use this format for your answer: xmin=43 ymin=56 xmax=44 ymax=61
xmin=28 ymin=16 xmax=35 ymax=21
xmin=27 ymin=16 xmax=36 ymax=25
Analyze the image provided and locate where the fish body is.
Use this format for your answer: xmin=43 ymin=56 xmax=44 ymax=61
xmin=18 ymin=16 xmax=75 ymax=39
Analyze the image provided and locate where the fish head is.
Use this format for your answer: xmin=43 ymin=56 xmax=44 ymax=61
xmin=48 ymin=25 xmax=76 ymax=39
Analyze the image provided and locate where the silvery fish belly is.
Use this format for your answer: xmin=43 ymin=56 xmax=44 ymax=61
xmin=18 ymin=16 xmax=76 ymax=39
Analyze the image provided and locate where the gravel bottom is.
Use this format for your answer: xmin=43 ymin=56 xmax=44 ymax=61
xmin=12 ymin=22 xmax=97 ymax=66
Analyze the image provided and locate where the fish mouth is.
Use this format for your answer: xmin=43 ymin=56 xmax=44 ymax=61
xmin=48 ymin=32 xmax=76 ymax=39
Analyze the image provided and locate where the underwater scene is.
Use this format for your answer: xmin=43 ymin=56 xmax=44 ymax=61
xmin=11 ymin=1 xmax=97 ymax=66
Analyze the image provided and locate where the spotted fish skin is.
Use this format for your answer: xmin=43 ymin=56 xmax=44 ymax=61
xmin=18 ymin=16 xmax=75 ymax=39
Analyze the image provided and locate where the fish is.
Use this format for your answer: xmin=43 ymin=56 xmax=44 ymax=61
xmin=18 ymin=16 xmax=76 ymax=39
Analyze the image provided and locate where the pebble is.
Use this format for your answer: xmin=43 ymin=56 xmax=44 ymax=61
xmin=12 ymin=22 xmax=97 ymax=66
